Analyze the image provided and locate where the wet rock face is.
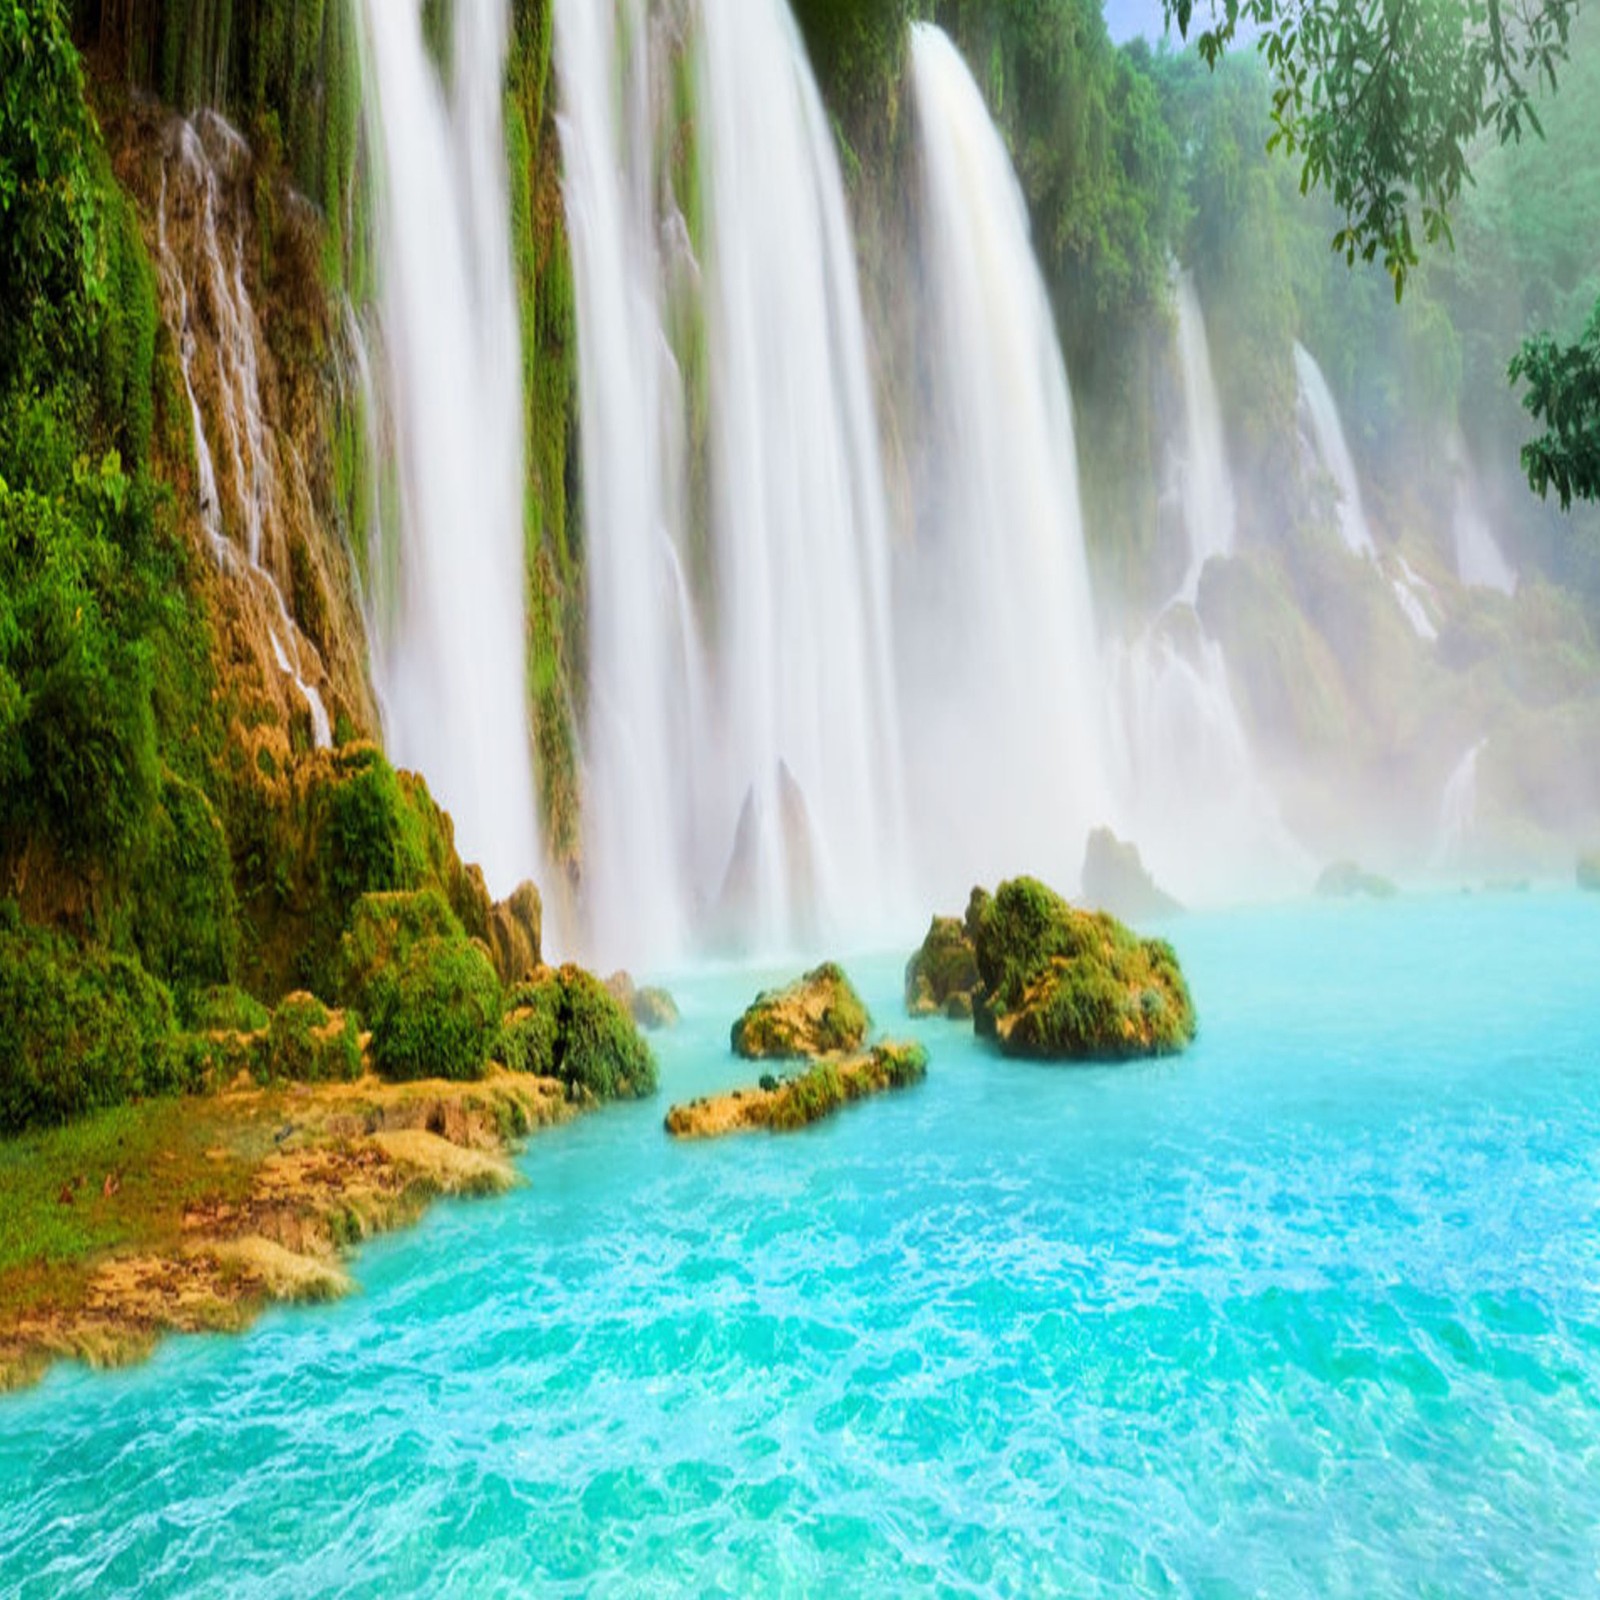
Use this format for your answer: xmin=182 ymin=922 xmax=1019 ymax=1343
xmin=1315 ymin=860 xmax=1397 ymax=899
xmin=1080 ymin=828 xmax=1182 ymax=923
xmin=730 ymin=962 xmax=870 ymax=1060
xmin=605 ymin=971 xmax=681 ymax=1032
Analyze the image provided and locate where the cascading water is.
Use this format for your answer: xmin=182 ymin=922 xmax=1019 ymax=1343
xmin=1295 ymin=340 xmax=1440 ymax=642
xmin=1173 ymin=269 xmax=1236 ymax=604
xmin=556 ymin=0 xmax=704 ymax=966
xmin=358 ymin=0 xmax=541 ymax=899
xmin=154 ymin=111 xmax=332 ymax=749
xmin=695 ymin=0 xmax=910 ymax=952
xmin=905 ymin=23 xmax=1114 ymax=904
xmin=1294 ymin=341 xmax=1376 ymax=561
xmin=1106 ymin=271 xmax=1306 ymax=901
xmin=1451 ymin=440 xmax=1518 ymax=595
xmin=1433 ymin=739 xmax=1487 ymax=868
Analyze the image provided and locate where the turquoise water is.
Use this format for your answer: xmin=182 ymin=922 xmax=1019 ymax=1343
xmin=4 ymin=894 xmax=1600 ymax=1596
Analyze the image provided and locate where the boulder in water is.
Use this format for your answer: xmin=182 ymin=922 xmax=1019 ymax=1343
xmin=1315 ymin=860 xmax=1397 ymax=899
xmin=965 ymin=877 xmax=1196 ymax=1061
xmin=731 ymin=962 xmax=869 ymax=1060
xmin=1081 ymin=828 xmax=1182 ymax=922
xmin=1579 ymin=854 xmax=1600 ymax=892
xmin=605 ymin=970 xmax=680 ymax=1031
xmin=905 ymin=915 xmax=979 ymax=1017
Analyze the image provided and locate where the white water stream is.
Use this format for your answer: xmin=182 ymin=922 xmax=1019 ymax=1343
xmin=1173 ymin=270 xmax=1236 ymax=604
xmin=358 ymin=0 xmax=541 ymax=899
xmin=905 ymin=22 xmax=1114 ymax=906
xmin=154 ymin=112 xmax=331 ymax=750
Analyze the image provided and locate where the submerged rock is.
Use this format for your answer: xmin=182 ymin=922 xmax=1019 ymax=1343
xmin=666 ymin=1042 xmax=927 ymax=1139
xmin=1579 ymin=854 xmax=1600 ymax=892
xmin=1315 ymin=860 xmax=1397 ymax=899
xmin=960 ymin=876 xmax=1196 ymax=1061
xmin=905 ymin=915 xmax=979 ymax=1017
xmin=1081 ymin=828 xmax=1182 ymax=922
xmin=731 ymin=962 xmax=870 ymax=1059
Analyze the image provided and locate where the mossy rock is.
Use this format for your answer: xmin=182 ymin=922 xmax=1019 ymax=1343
xmin=186 ymin=984 xmax=271 ymax=1035
xmin=1578 ymin=853 xmax=1600 ymax=892
xmin=966 ymin=877 xmax=1197 ymax=1062
xmin=1315 ymin=860 xmax=1398 ymax=899
xmin=257 ymin=992 xmax=362 ymax=1085
xmin=0 ymin=922 xmax=184 ymax=1134
xmin=905 ymin=916 xmax=979 ymax=1016
xmin=486 ymin=880 xmax=543 ymax=985
xmin=731 ymin=962 xmax=870 ymax=1059
xmin=500 ymin=966 xmax=657 ymax=1103
xmin=338 ymin=889 xmax=462 ymax=1014
xmin=666 ymin=1040 xmax=927 ymax=1139
xmin=368 ymin=936 xmax=503 ymax=1084
xmin=1081 ymin=828 xmax=1182 ymax=922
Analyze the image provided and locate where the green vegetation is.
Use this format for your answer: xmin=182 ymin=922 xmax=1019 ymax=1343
xmin=503 ymin=966 xmax=658 ymax=1103
xmin=367 ymin=936 xmax=502 ymax=1084
xmin=259 ymin=993 xmax=361 ymax=1085
xmin=904 ymin=914 xmax=980 ymax=1018
xmin=1315 ymin=862 xmax=1399 ymax=900
xmin=967 ymin=877 xmax=1197 ymax=1060
xmin=732 ymin=962 xmax=872 ymax=1060
xmin=1513 ymin=304 xmax=1600 ymax=511
xmin=0 ymin=918 xmax=187 ymax=1135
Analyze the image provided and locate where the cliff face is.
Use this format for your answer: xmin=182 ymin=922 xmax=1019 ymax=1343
xmin=72 ymin=0 xmax=585 ymax=888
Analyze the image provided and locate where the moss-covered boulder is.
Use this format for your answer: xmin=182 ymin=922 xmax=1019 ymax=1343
xmin=256 ymin=993 xmax=362 ymax=1085
xmin=338 ymin=889 xmax=462 ymax=1013
xmin=1315 ymin=860 xmax=1397 ymax=899
xmin=606 ymin=970 xmax=680 ymax=1031
xmin=666 ymin=1041 xmax=927 ymax=1139
xmin=731 ymin=962 xmax=870 ymax=1059
xmin=486 ymin=880 xmax=543 ymax=985
xmin=904 ymin=916 xmax=979 ymax=1018
xmin=368 ymin=936 xmax=503 ymax=1084
xmin=1081 ymin=828 xmax=1182 ymax=922
xmin=0 ymin=919 xmax=185 ymax=1133
xmin=499 ymin=965 xmax=657 ymax=1103
xmin=966 ymin=877 xmax=1196 ymax=1061
xmin=1578 ymin=853 xmax=1600 ymax=892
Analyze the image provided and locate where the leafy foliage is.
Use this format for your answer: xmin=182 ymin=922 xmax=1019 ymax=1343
xmin=1512 ymin=301 xmax=1600 ymax=511
xmin=368 ymin=936 xmax=503 ymax=1084
xmin=1167 ymin=0 xmax=1581 ymax=299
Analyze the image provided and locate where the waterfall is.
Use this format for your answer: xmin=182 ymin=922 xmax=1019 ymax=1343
xmin=1295 ymin=340 xmax=1441 ymax=642
xmin=1434 ymin=739 xmax=1487 ymax=868
xmin=1102 ymin=269 xmax=1306 ymax=902
xmin=905 ymin=23 xmax=1113 ymax=904
xmin=695 ymin=0 xmax=910 ymax=952
xmin=153 ymin=111 xmax=332 ymax=750
xmin=1451 ymin=444 xmax=1518 ymax=595
xmin=1173 ymin=270 xmax=1236 ymax=605
xmin=556 ymin=0 xmax=704 ymax=966
xmin=1294 ymin=341 xmax=1377 ymax=560
xmin=358 ymin=0 xmax=542 ymax=899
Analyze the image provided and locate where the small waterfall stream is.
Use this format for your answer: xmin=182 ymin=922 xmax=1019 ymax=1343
xmin=1173 ymin=270 xmax=1236 ymax=605
xmin=153 ymin=111 xmax=332 ymax=750
xmin=358 ymin=0 xmax=542 ymax=899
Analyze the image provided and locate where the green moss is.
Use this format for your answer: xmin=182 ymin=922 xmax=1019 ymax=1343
xmin=968 ymin=877 xmax=1197 ymax=1061
xmin=338 ymin=888 xmax=462 ymax=1012
xmin=499 ymin=965 xmax=656 ymax=1101
xmin=904 ymin=916 xmax=979 ymax=1016
xmin=368 ymin=936 xmax=503 ymax=1084
xmin=258 ymin=992 xmax=360 ymax=1084
xmin=732 ymin=962 xmax=872 ymax=1060
xmin=497 ymin=976 xmax=563 ymax=1078
xmin=0 ymin=924 xmax=183 ymax=1135
xmin=187 ymin=984 xmax=270 ymax=1034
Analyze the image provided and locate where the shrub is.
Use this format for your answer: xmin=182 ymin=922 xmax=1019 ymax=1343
xmin=338 ymin=888 xmax=462 ymax=1013
xmin=254 ymin=992 xmax=359 ymax=1084
xmin=497 ymin=973 xmax=563 ymax=1077
xmin=0 ymin=923 xmax=180 ymax=1133
xmin=187 ymin=984 xmax=271 ymax=1034
xmin=368 ymin=936 xmax=502 ymax=1083
xmin=556 ymin=965 xmax=657 ymax=1101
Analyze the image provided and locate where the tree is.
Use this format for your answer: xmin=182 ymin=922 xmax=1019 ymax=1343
xmin=1165 ymin=0 xmax=1599 ymax=505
